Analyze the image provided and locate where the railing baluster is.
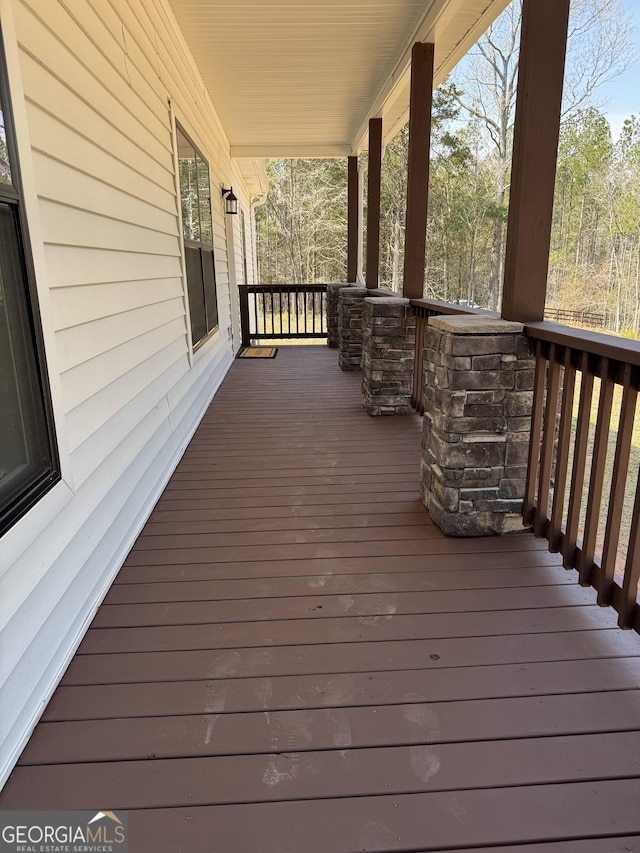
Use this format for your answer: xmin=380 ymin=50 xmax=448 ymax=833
xmin=618 ymin=468 xmax=640 ymax=629
xmin=275 ymin=290 xmax=280 ymax=336
xmin=535 ymin=343 xmax=562 ymax=537
xmin=599 ymin=363 xmax=638 ymax=605
xmin=267 ymin=290 xmax=272 ymax=336
xmin=563 ymin=351 xmax=594 ymax=571
xmin=524 ymin=340 xmax=547 ymax=526
xmin=276 ymin=290 xmax=280 ymax=335
xmin=253 ymin=291 xmax=259 ymax=338
xmin=578 ymin=357 xmax=615 ymax=586
xmin=549 ymin=347 xmax=576 ymax=551
xmin=412 ymin=312 xmax=425 ymax=413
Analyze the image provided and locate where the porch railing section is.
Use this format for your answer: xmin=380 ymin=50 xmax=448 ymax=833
xmin=239 ymin=284 xmax=328 ymax=346
xmin=410 ymin=298 xmax=485 ymax=413
xmin=524 ymin=321 xmax=640 ymax=630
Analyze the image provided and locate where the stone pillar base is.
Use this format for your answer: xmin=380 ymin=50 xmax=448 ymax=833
xmin=420 ymin=315 xmax=535 ymax=537
xmin=326 ymin=283 xmax=349 ymax=348
xmin=338 ymin=286 xmax=367 ymax=370
xmin=361 ymin=297 xmax=416 ymax=415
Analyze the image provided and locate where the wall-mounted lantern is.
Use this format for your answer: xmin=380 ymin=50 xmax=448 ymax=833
xmin=221 ymin=186 xmax=238 ymax=215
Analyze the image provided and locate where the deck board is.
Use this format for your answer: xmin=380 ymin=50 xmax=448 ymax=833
xmin=19 ymin=690 xmax=640 ymax=765
xmin=106 ymin=782 xmax=640 ymax=851
xmin=95 ymin=585 xmax=598 ymax=624
xmin=2 ymin=345 xmax=640 ymax=850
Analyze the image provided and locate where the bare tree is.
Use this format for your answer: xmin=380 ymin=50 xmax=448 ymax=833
xmin=450 ymin=0 xmax=636 ymax=309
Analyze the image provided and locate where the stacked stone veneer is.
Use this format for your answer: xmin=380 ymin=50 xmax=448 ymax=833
xmin=361 ymin=297 xmax=416 ymax=415
xmin=420 ymin=315 xmax=535 ymax=537
xmin=338 ymin=286 xmax=368 ymax=370
xmin=326 ymin=283 xmax=350 ymax=348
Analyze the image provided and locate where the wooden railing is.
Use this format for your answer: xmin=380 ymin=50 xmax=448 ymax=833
xmin=410 ymin=298 xmax=487 ymax=413
xmin=239 ymin=284 xmax=328 ymax=346
xmin=524 ymin=321 xmax=640 ymax=630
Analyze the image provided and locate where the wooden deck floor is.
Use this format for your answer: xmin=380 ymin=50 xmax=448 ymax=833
xmin=3 ymin=346 xmax=640 ymax=851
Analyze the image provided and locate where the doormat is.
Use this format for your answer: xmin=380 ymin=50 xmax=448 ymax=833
xmin=237 ymin=347 xmax=278 ymax=359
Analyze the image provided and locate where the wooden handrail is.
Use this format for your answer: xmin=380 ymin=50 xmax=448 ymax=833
xmin=525 ymin=321 xmax=640 ymax=367
xmin=410 ymin=297 xmax=492 ymax=316
xmin=244 ymin=283 xmax=330 ymax=291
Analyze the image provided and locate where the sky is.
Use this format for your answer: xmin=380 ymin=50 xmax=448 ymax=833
xmin=598 ymin=0 xmax=640 ymax=139
xmin=451 ymin=0 xmax=640 ymax=143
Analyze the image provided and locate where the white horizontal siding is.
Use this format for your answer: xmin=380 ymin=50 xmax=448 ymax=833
xmin=21 ymin=52 xmax=173 ymax=185
xmin=0 ymin=0 xmax=245 ymax=787
xmin=51 ymin=278 xmax=184 ymax=331
xmin=68 ymin=350 xmax=190 ymax=485
xmin=27 ymin=105 xmax=176 ymax=214
xmin=32 ymin=152 xmax=179 ymax=236
xmin=55 ymin=299 xmax=186 ymax=371
xmin=39 ymin=200 xmax=181 ymax=257
xmin=60 ymin=318 xmax=187 ymax=410
xmin=65 ymin=341 xmax=188 ymax=451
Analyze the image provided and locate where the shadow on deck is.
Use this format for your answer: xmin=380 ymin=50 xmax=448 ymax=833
xmin=2 ymin=346 xmax=640 ymax=851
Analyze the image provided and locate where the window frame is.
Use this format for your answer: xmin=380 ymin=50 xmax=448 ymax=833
xmin=0 ymin=26 xmax=60 ymax=537
xmin=175 ymin=121 xmax=219 ymax=352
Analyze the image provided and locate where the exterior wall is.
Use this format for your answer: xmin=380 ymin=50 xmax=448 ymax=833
xmin=0 ymin=0 xmax=252 ymax=786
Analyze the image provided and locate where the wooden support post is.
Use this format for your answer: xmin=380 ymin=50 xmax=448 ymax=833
xmin=366 ymin=117 xmax=382 ymax=290
xmin=347 ymin=155 xmax=358 ymax=283
xmin=501 ymin=0 xmax=570 ymax=322
xmin=239 ymin=285 xmax=250 ymax=347
xmin=402 ymin=42 xmax=434 ymax=300
xmin=357 ymin=164 xmax=366 ymax=281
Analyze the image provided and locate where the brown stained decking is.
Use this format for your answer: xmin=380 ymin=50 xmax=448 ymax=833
xmin=3 ymin=346 xmax=640 ymax=851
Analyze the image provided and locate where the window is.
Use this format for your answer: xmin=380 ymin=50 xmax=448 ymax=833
xmin=0 ymin=36 xmax=59 ymax=536
xmin=176 ymin=123 xmax=218 ymax=347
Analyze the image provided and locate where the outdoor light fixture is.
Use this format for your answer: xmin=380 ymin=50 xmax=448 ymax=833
xmin=221 ymin=186 xmax=238 ymax=215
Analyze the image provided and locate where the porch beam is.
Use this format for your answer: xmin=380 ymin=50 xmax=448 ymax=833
xmin=347 ymin=155 xmax=359 ymax=282
xmin=402 ymin=42 xmax=434 ymax=301
xmin=366 ymin=117 xmax=383 ymax=289
xmin=501 ymin=0 xmax=570 ymax=322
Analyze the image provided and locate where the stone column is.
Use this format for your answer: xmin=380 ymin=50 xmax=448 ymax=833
xmin=361 ymin=297 xmax=416 ymax=415
xmin=420 ymin=315 xmax=534 ymax=536
xmin=326 ymin=284 xmax=347 ymax=348
xmin=338 ymin=286 xmax=368 ymax=370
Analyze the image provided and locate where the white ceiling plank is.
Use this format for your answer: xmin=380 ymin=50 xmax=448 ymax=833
xmin=165 ymin=0 xmax=509 ymax=156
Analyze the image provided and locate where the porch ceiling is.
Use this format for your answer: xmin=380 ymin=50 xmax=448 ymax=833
xmin=166 ymin=0 xmax=510 ymax=158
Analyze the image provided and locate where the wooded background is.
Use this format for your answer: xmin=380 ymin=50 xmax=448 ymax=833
xmin=255 ymin=0 xmax=639 ymax=337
